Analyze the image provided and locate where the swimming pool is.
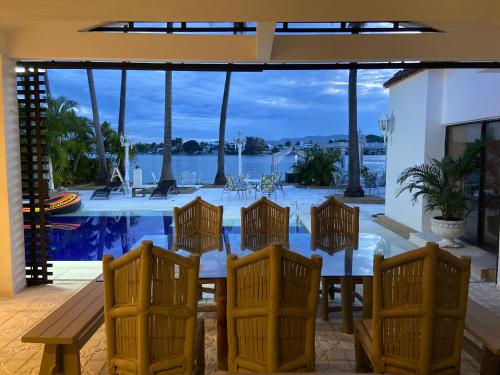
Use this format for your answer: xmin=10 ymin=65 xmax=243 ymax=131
xmin=47 ymin=211 xmax=308 ymax=261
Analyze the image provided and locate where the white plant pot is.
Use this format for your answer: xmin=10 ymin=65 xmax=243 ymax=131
xmin=430 ymin=217 xmax=466 ymax=248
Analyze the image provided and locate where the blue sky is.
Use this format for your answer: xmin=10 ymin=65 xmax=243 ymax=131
xmin=48 ymin=68 xmax=396 ymax=143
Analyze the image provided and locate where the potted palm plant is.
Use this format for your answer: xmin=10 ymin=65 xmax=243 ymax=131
xmin=397 ymin=139 xmax=485 ymax=248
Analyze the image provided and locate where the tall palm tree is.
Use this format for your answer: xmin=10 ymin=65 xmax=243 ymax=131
xmin=160 ymin=22 xmax=175 ymax=183
xmin=214 ymin=70 xmax=232 ymax=185
xmin=344 ymin=22 xmax=365 ymax=197
xmin=117 ymin=67 xmax=127 ymax=176
xmin=214 ymin=22 xmax=243 ymax=185
xmin=86 ymin=68 xmax=108 ymax=184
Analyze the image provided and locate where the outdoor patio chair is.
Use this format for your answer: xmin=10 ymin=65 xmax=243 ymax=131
xmin=329 ymin=171 xmax=344 ymax=193
xmin=354 ymin=242 xmax=471 ymax=374
xmin=174 ymin=197 xmax=223 ymax=312
xmin=272 ymin=172 xmax=286 ymax=196
xmin=377 ymin=171 xmax=386 ymax=187
xmin=255 ymin=174 xmax=277 ymax=199
xmin=221 ymin=174 xmax=248 ymax=199
xmin=173 ymin=196 xmax=223 ymax=253
xmin=90 ymin=179 xmax=122 ymax=200
xmin=363 ymin=172 xmax=379 ymax=195
xmin=241 ymin=197 xmax=290 ymax=250
xmin=149 ymin=179 xmax=177 ymax=199
xmin=102 ymin=241 xmax=205 ymax=375
xmin=226 ymin=243 xmax=322 ymax=372
xmin=310 ymin=197 xmax=363 ymax=321
xmin=151 ymin=171 xmax=159 ymax=185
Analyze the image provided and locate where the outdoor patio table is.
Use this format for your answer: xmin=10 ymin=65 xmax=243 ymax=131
xmin=134 ymin=231 xmax=389 ymax=370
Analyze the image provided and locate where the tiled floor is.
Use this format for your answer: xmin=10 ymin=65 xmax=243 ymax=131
xmin=0 ymin=280 xmax=484 ymax=374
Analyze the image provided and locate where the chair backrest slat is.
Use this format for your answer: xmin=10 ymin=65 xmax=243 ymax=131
xmin=227 ymin=244 xmax=322 ymax=373
xmin=371 ymin=242 xmax=471 ymax=373
xmin=103 ymin=241 xmax=200 ymax=374
xmin=241 ymin=197 xmax=290 ymax=250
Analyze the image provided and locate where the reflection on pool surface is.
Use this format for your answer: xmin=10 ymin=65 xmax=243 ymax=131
xmin=47 ymin=212 xmax=308 ymax=261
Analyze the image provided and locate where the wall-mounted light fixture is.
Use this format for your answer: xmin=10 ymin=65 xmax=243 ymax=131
xmin=378 ymin=111 xmax=394 ymax=144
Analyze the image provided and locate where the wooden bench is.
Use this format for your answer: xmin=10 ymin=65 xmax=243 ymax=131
xmin=465 ymin=298 xmax=500 ymax=375
xmin=22 ymin=279 xmax=104 ymax=375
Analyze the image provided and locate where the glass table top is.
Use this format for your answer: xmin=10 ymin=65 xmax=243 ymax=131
xmin=132 ymin=232 xmax=393 ymax=279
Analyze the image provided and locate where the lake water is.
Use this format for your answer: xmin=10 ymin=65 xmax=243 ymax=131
xmin=130 ymin=154 xmax=386 ymax=184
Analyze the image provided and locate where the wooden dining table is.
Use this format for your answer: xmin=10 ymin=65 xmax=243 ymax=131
xmin=134 ymin=231 xmax=389 ymax=370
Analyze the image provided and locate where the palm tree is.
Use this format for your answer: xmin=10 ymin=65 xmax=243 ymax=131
xmin=214 ymin=22 xmax=243 ymax=185
xmin=45 ymin=96 xmax=93 ymax=186
xmin=344 ymin=23 xmax=365 ymax=197
xmin=117 ymin=67 xmax=127 ymax=176
xmin=160 ymin=22 xmax=175 ymax=183
xmin=214 ymin=70 xmax=232 ymax=185
xmin=86 ymin=69 xmax=108 ymax=184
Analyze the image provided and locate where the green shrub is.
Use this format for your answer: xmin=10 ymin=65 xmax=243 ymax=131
xmin=396 ymin=139 xmax=486 ymax=220
xmin=292 ymin=146 xmax=341 ymax=186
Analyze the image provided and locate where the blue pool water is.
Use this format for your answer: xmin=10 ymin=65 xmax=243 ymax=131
xmin=48 ymin=212 xmax=308 ymax=261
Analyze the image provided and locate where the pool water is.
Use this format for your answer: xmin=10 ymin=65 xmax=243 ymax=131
xmin=47 ymin=212 xmax=308 ymax=261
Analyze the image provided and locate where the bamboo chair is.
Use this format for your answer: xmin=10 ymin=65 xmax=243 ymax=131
xmin=173 ymin=196 xmax=223 ymax=253
xmin=311 ymin=197 xmax=362 ymax=321
xmin=174 ymin=196 xmax=223 ymax=312
xmin=103 ymin=241 xmax=205 ymax=375
xmin=354 ymin=242 xmax=471 ymax=374
xmin=241 ymin=197 xmax=290 ymax=251
xmin=227 ymin=243 xmax=322 ymax=372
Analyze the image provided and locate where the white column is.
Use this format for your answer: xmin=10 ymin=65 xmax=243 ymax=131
xmin=0 ymin=54 xmax=27 ymax=295
xmin=124 ymin=141 xmax=130 ymax=193
xmin=237 ymin=144 xmax=243 ymax=176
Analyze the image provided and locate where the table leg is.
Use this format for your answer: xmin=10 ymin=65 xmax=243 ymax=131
xmin=321 ymin=278 xmax=330 ymax=321
xmin=216 ymin=278 xmax=228 ymax=370
xmin=341 ymin=277 xmax=354 ymax=333
xmin=362 ymin=277 xmax=373 ymax=319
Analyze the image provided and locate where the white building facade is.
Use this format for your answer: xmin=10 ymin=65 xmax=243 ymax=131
xmin=384 ymin=69 xmax=500 ymax=256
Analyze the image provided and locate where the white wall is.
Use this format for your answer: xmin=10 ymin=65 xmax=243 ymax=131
xmin=385 ymin=68 xmax=500 ymax=232
xmin=0 ymin=47 xmax=26 ymax=295
xmin=442 ymin=69 xmax=500 ymax=125
xmin=385 ymin=71 xmax=431 ymax=231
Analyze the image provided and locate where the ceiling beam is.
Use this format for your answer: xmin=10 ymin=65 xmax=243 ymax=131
xmin=255 ymin=22 xmax=275 ymax=61
xmin=7 ymin=20 xmax=500 ymax=63
xmin=1 ymin=0 xmax=500 ymax=23
xmin=17 ymin=61 xmax=500 ymax=71
xmin=7 ymin=22 xmax=256 ymax=62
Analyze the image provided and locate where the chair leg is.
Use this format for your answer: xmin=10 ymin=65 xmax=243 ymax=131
xmin=194 ymin=318 xmax=206 ymax=375
xmin=354 ymin=333 xmax=371 ymax=373
xmin=321 ymin=278 xmax=330 ymax=321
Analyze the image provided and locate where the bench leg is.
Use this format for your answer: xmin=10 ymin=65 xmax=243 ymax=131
xmin=480 ymin=347 xmax=500 ymax=375
xmin=39 ymin=344 xmax=60 ymax=375
xmin=39 ymin=344 xmax=81 ymax=375
xmin=62 ymin=345 xmax=81 ymax=375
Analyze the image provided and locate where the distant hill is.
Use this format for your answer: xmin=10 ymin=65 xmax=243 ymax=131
xmin=268 ymin=134 xmax=348 ymax=146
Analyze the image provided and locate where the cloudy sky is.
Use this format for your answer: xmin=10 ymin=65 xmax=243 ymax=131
xmin=48 ymin=68 xmax=397 ymax=143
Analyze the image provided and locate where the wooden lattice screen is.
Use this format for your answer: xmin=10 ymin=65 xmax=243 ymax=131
xmin=17 ymin=67 xmax=52 ymax=285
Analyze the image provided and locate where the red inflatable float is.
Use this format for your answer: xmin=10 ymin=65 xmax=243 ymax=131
xmin=23 ymin=193 xmax=82 ymax=215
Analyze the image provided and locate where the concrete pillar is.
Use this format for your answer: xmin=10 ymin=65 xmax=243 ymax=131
xmin=497 ymin=227 xmax=500 ymax=290
xmin=0 ymin=53 xmax=26 ymax=295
